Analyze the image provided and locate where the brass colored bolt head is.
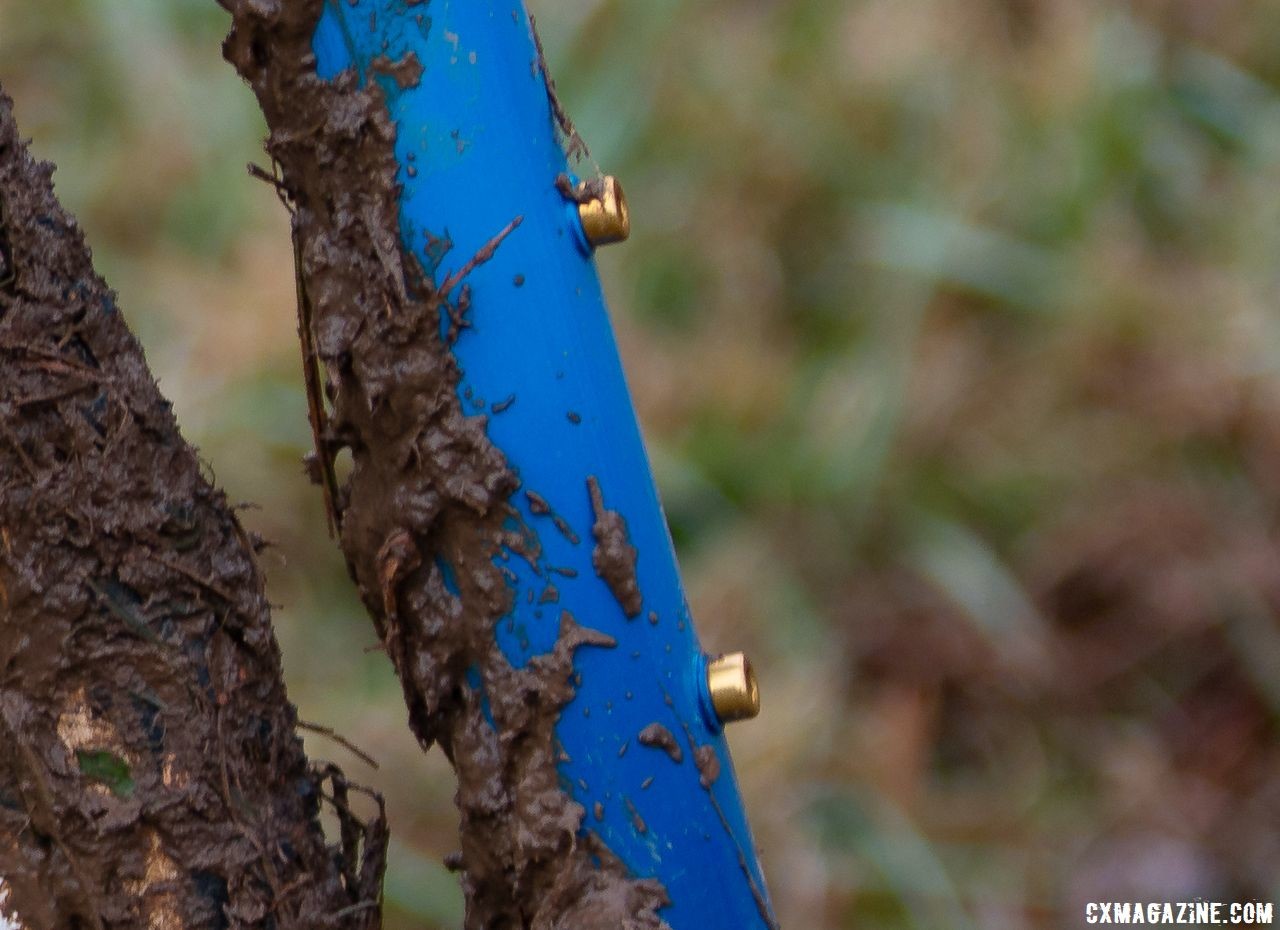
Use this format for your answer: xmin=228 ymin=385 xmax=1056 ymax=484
xmin=707 ymin=652 xmax=760 ymax=723
xmin=577 ymin=175 xmax=630 ymax=247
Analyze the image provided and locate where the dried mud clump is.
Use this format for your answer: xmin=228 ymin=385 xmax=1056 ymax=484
xmin=218 ymin=1 xmax=668 ymax=925
xmin=0 ymin=89 xmax=384 ymax=930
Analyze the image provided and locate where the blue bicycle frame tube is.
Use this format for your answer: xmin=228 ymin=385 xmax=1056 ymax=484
xmin=312 ymin=3 xmax=776 ymax=925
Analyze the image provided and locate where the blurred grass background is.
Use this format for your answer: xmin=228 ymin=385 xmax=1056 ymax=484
xmin=4 ymin=0 xmax=1280 ymax=926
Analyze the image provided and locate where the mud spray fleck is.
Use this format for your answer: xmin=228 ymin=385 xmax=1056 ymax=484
xmin=638 ymin=723 xmax=683 ymax=764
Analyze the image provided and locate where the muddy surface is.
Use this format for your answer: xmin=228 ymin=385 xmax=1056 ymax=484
xmin=587 ymin=476 xmax=643 ymax=618
xmin=0 ymin=89 xmax=384 ymax=929
xmin=218 ymin=2 xmax=669 ymax=925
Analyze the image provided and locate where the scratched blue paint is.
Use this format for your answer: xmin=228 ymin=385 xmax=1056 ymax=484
xmin=312 ymin=2 xmax=775 ymax=925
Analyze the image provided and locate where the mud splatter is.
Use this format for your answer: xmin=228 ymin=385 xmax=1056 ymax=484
xmin=526 ymin=490 xmax=581 ymax=546
xmin=694 ymin=745 xmax=721 ymax=789
xmin=638 ymin=723 xmax=683 ymax=764
xmin=218 ymin=3 xmax=668 ymax=925
xmin=624 ymin=798 xmax=648 ymax=835
xmin=587 ymin=476 xmax=643 ymax=617
xmin=526 ymin=490 xmax=552 ymax=515
xmin=553 ymin=514 xmax=581 ymax=546
xmin=0 ymin=88 xmax=384 ymax=930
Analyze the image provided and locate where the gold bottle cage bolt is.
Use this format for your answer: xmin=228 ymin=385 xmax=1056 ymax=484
xmin=706 ymin=652 xmax=761 ymax=724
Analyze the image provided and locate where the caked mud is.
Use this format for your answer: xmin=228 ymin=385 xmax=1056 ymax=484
xmin=0 ymin=90 xmax=384 ymax=930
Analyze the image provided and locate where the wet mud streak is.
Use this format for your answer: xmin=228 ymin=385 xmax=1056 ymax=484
xmin=587 ymin=476 xmax=643 ymax=617
xmin=624 ymin=798 xmax=647 ymax=835
xmin=0 ymin=89 xmax=385 ymax=929
xmin=672 ymin=712 xmax=777 ymax=929
xmin=525 ymin=490 xmax=581 ymax=546
xmin=438 ymin=216 xmax=523 ymax=300
xmin=217 ymin=3 xmax=669 ymax=925
xmin=529 ymin=14 xmax=589 ymax=163
xmin=438 ymin=217 xmax=522 ymax=346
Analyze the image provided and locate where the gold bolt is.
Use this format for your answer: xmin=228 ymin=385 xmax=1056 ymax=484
xmin=577 ymin=175 xmax=630 ymax=247
xmin=706 ymin=652 xmax=760 ymax=724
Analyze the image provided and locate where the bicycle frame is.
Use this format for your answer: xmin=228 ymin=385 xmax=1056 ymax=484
xmin=311 ymin=2 xmax=776 ymax=924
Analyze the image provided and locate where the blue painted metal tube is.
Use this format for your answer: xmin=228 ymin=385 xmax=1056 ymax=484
xmin=312 ymin=3 xmax=775 ymax=925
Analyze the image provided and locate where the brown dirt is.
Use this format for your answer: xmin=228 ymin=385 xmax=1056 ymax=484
xmin=637 ymin=724 xmax=683 ymax=764
xmin=217 ymin=2 xmax=669 ymax=925
xmin=0 ymin=88 xmax=385 ymax=930
xmin=587 ymin=476 xmax=643 ymax=618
